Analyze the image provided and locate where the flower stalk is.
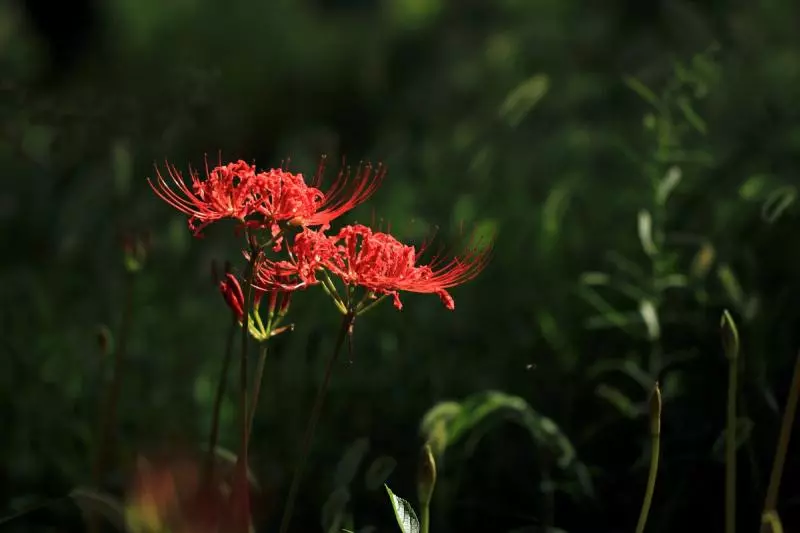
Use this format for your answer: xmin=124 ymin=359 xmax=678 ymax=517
xmin=762 ymin=350 xmax=800 ymax=517
xmin=277 ymin=311 xmax=356 ymax=533
xmin=721 ymin=310 xmax=740 ymax=533
xmin=635 ymin=382 xmax=661 ymax=533
xmin=205 ymin=313 xmax=238 ymax=478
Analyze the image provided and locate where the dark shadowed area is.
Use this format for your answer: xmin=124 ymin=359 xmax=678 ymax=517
xmin=1 ymin=1 xmax=799 ymax=532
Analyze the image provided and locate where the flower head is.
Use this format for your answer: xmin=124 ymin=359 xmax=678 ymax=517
xmin=149 ymin=156 xmax=385 ymax=239
xmin=252 ymin=228 xmax=338 ymax=292
xmin=266 ymin=224 xmax=491 ymax=311
xmin=148 ymin=159 xmax=263 ymax=236
xmin=296 ymin=157 xmax=386 ymax=228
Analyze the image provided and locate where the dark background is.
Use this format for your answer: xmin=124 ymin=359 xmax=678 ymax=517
xmin=1 ymin=0 xmax=800 ymax=532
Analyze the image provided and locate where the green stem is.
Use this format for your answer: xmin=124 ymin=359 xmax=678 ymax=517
xmin=247 ymin=342 xmax=269 ymax=446
xmin=635 ymin=384 xmax=661 ymax=533
xmin=763 ymin=351 xmax=800 ymax=513
xmin=420 ymin=504 xmax=431 ymax=533
xmin=234 ymin=246 xmax=259 ymax=533
xmin=725 ymin=347 xmax=738 ymax=533
xmin=205 ymin=313 xmax=238 ymax=478
xmin=277 ymin=311 xmax=355 ymax=533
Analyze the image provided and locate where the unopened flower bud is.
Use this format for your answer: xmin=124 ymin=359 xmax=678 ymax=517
xmin=720 ymin=309 xmax=740 ymax=361
xmin=219 ymin=273 xmax=245 ymax=322
xmin=649 ymin=382 xmax=662 ymax=437
xmin=417 ymin=443 xmax=437 ymax=508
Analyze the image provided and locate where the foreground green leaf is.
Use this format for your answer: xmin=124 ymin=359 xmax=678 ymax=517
xmin=384 ymin=484 xmax=420 ymax=533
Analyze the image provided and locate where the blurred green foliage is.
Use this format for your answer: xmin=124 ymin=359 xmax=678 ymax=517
xmin=1 ymin=0 xmax=800 ymax=532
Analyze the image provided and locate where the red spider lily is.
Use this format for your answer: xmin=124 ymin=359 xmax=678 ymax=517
xmin=149 ymin=156 xmax=385 ymax=238
xmin=148 ymin=159 xmax=263 ymax=236
xmin=251 ymin=228 xmax=339 ymax=292
xmin=218 ymin=272 xmax=260 ymax=322
xmin=294 ymin=157 xmax=387 ymax=228
xmin=257 ymin=224 xmax=492 ymax=311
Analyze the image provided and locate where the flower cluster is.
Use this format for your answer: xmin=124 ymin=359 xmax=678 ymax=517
xmin=148 ymin=156 xmax=384 ymax=239
xmin=150 ymin=155 xmax=491 ymax=318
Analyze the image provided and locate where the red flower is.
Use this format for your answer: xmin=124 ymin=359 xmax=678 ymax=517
xmin=149 ymin=159 xmax=263 ymax=236
xmin=252 ymin=228 xmax=338 ymax=292
xmin=219 ymin=272 xmax=259 ymax=322
xmin=295 ymin=157 xmax=386 ymax=228
xmin=149 ymin=156 xmax=385 ymax=238
xmin=259 ymin=224 xmax=491 ymax=311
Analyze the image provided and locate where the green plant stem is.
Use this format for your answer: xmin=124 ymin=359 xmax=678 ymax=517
xmin=763 ymin=351 xmax=800 ymax=513
xmin=277 ymin=311 xmax=355 ymax=533
xmin=725 ymin=348 xmax=738 ymax=533
xmin=635 ymin=384 xmax=661 ymax=533
xmin=234 ymin=247 xmax=259 ymax=533
xmin=247 ymin=341 xmax=269 ymax=446
xmin=420 ymin=504 xmax=431 ymax=533
xmin=205 ymin=313 xmax=238 ymax=478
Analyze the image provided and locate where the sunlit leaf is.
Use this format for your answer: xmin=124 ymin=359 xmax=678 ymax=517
xmin=717 ymin=265 xmax=746 ymax=310
xmin=656 ymin=166 xmax=682 ymax=205
xmin=690 ymin=243 xmax=716 ymax=278
xmin=638 ymin=299 xmax=660 ymax=341
xmin=761 ymin=186 xmax=796 ymax=223
xmin=637 ymin=210 xmax=658 ymax=256
xmin=384 ymin=485 xmax=420 ymax=533
xmin=579 ymin=272 xmax=611 ymax=286
xmin=499 ymin=74 xmax=550 ymax=127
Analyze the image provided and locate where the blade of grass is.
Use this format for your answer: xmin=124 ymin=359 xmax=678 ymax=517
xmin=635 ymin=383 xmax=662 ymax=533
xmin=763 ymin=351 xmax=800 ymax=514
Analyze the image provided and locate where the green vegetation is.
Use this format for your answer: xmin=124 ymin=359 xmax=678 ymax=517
xmin=1 ymin=1 xmax=799 ymax=532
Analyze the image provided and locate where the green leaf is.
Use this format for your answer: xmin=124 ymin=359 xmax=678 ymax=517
xmin=637 ymin=210 xmax=658 ymax=256
xmin=624 ymin=76 xmax=661 ymax=109
xmin=499 ymin=74 xmax=550 ymax=127
xmin=321 ymin=487 xmax=351 ymax=533
xmin=638 ymin=299 xmax=660 ymax=341
xmin=656 ymin=166 xmax=682 ymax=205
xmin=364 ymin=455 xmax=397 ymax=491
xmin=334 ymin=437 xmax=371 ymax=487
xmin=595 ymin=384 xmax=642 ymax=419
xmin=761 ymin=186 xmax=797 ymax=223
xmin=419 ymin=391 xmax=594 ymax=498
xmin=676 ymin=96 xmax=707 ymax=134
xmin=384 ymin=485 xmax=420 ymax=533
